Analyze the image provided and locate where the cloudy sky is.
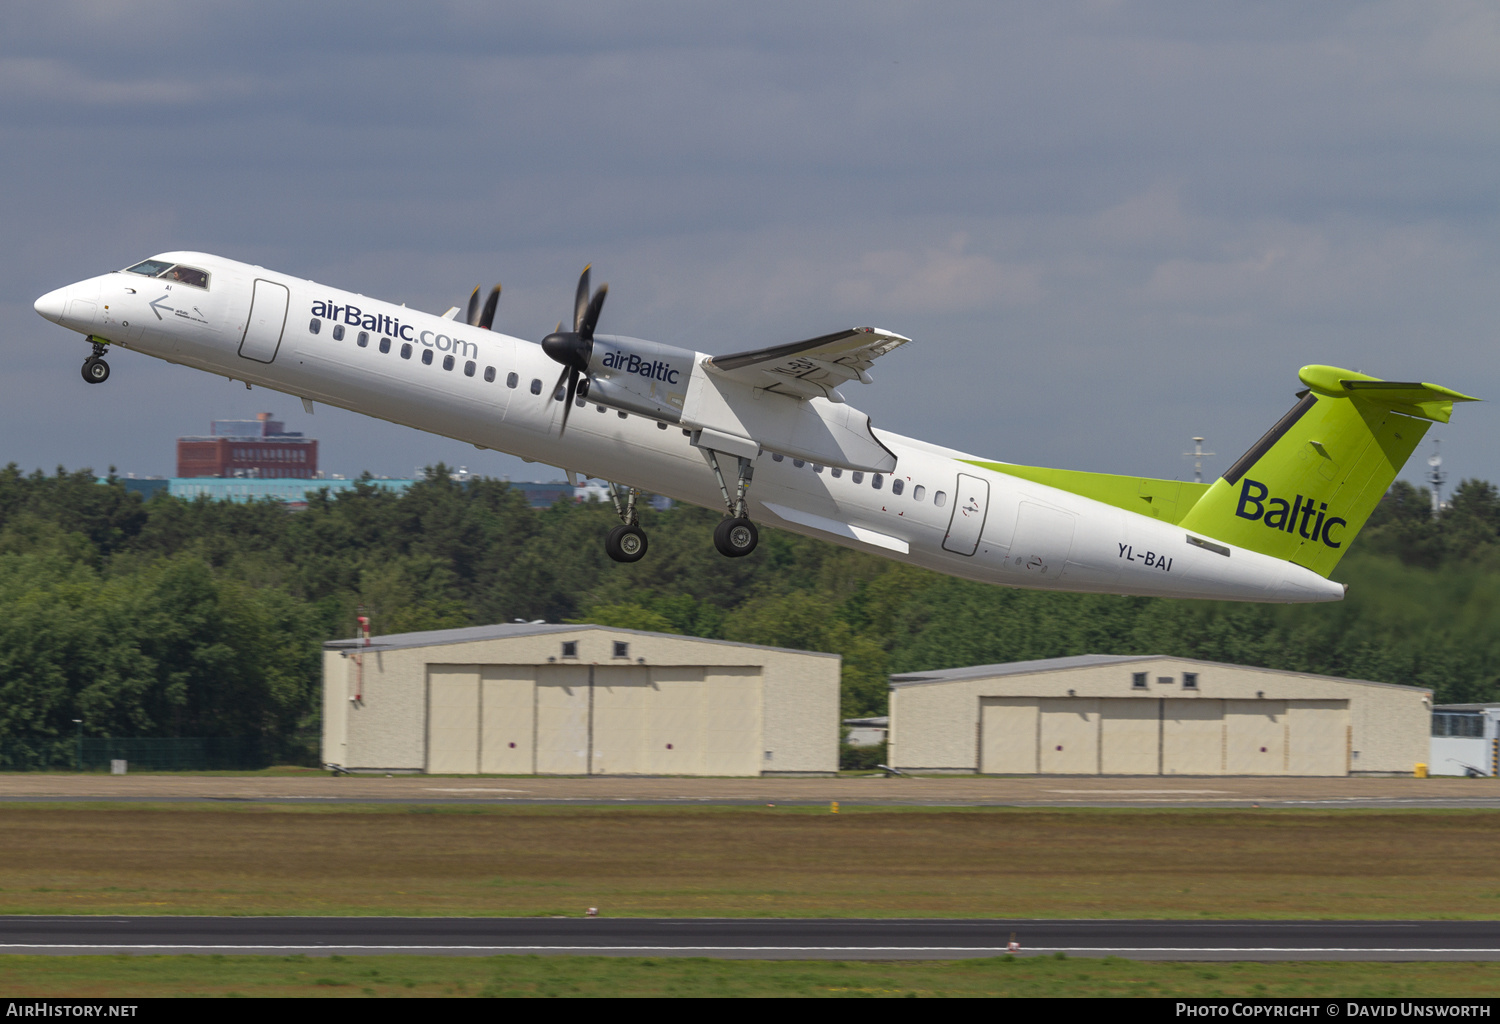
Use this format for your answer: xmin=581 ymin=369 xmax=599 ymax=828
xmin=3 ymin=1 xmax=1496 ymax=493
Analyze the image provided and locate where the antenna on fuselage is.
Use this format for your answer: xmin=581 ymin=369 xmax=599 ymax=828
xmin=1182 ymin=436 xmax=1216 ymax=484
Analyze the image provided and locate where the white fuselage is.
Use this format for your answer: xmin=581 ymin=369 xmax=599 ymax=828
xmin=36 ymin=252 xmax=1344 ymax=603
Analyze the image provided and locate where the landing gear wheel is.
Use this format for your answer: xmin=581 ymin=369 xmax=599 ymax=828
xmin=606 ymin=524 xmax=648 ymax=563
xmin=81 ymin=357 xmax=110 ymax=384
xmin=713 ymin=517 xmax=759 ymax=558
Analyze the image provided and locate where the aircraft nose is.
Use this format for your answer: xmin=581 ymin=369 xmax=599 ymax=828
xmin=34 ymin=287 xmax=69 ymax=326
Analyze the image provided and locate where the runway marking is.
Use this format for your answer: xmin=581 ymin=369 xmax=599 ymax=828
xmin=5 ymin=944 xmax=1500 ymax=954
xmin=424 ymin=788 xmax=530 ymax=794
xmin=1044 ymin=789 xmax=1230 ymax=795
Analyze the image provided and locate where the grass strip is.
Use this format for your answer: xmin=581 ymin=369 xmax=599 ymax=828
xmin=1 ymin=803 xmax=1498 ymax=919
xmin=3 ymin=953 xmax=1500 ymax=998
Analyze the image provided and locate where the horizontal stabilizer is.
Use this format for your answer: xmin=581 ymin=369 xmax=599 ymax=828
xmin=1299 ymin=365 xmax=1478 ymax=424
xmin=964 ymin=461 xmax=1210 ymax=526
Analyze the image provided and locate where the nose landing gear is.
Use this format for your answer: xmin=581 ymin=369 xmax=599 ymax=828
xmin=81 ymin=340 xmax=110 ymax=384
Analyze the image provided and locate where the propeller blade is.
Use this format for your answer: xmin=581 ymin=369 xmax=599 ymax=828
xmin=560 ymin=367 xmax=580 ymax=434
xmin=573 ymin=265 xmax=591 ymax=333
xmin=478 ymin=284 xmax=501 ymax=330
xmin=465 ymin=286 xmax=482 ymax=327
xmin=580 ymin=283 xmax=608 ymax=341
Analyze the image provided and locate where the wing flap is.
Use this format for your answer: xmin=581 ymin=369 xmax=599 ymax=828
xmin=706 ymin=327 xmax=910 ymax=400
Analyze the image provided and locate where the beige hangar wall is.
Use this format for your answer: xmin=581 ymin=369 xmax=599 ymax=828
xmin=322 ymin=624 xmax=839 ymax=776
xmin=889 ymin=656 xmax=1430 ymax=777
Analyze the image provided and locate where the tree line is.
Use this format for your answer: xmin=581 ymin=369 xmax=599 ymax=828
xmin=1 ymin=463 xmax=1498 ymax=762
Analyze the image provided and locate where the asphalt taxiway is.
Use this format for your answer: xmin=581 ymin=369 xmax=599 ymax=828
xmin=2 ymin=773 xmax=1499 ymax=809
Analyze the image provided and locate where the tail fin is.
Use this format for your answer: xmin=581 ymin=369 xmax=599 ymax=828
xmin=1177 ymin=365 xmax=1478 ymax=577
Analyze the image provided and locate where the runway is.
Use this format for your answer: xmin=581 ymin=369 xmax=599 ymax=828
xmin=3 ymin=917 xmax=1499 ymax=961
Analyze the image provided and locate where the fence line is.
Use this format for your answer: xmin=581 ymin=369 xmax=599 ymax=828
xmin=0 ymin=737 xmax=270 ymax=771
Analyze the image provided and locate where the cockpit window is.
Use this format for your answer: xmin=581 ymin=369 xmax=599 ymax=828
xmin=121 ymin=260 xmax=209 ymax=289
xmin=165 ymin=265 xmax=208 ymax=288
xmin=124 ymin=260 xmax=174 ymax=278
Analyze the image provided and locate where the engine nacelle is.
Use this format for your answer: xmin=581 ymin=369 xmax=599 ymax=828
xmin=586 ymin=334 xmax=693 ymax=422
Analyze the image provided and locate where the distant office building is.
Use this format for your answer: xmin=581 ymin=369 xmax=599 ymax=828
xmin=176 ymin=413 xmax=318 ymax=479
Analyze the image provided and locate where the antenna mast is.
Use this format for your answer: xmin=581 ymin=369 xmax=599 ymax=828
xmin=1427 ymin=440 xmax=1445 ymax=515
xmin=1182 ymin=437 xmax=1216 ymax=484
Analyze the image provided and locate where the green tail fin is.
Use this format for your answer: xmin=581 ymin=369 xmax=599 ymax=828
xmin=1177 ymin=365 xmax=1478 ymax=577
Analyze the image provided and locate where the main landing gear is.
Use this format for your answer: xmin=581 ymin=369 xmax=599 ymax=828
xmin=603 ymin=481 xmax=648 ymax=563
xmin=81 ymin=340 xmax=110 ymax=384
xmin=705 ymin=450 xmax=759 ymax=558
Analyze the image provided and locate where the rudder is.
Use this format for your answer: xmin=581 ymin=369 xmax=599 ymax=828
xmin=1177 ymin=365 xmax=1477 ymax=577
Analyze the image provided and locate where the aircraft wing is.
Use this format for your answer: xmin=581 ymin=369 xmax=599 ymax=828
xmin=704 ymin=327 xmax=910 ymax=401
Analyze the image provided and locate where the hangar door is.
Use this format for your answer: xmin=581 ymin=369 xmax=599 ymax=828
xmin=426 ymin=664 xmax=763 ymax=776
xmin=978 ymin=696 xmax=1349 ymax=776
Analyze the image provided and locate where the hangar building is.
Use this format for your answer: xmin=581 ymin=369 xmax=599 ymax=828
xmin=888 ymin=655 xmax=1430 ymax=776
xmin=322 ymin=623 xmax=839 ymax=776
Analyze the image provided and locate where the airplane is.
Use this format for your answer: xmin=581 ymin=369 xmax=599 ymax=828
xmin=34 ymin=251 xmax=1477 ymax=604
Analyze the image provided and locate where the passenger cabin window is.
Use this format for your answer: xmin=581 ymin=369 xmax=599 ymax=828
xmin=357 ymin=331 xmax=369 ymax=347
xmin=934 ymin=490 xmax=947 ymax=507
xmin=379 ymin=337 xmax=391 ymax=354
xmin=123 ymin=260 xmax=209 ymax=289
xmin=913 ymin=485 xmax=926 ymax=501
xmin=309 ymin=318 xmax=321 ymax=335
xmin=530 ymin=378 xmax=542 ymax=395
xmin=484 ymin=366 xmax=496 ymax=383
xmin=506 ymin=372 xmax=518 ymax=388
xmin=442 ymin=354 xmax=454 ymax=371
xmin=793 ymin=459 xmax=805 ymax=468
xmin=831 ymin=468 xmax=842 ymax=478
xmin=465 ymin=360 xmax=476 ymax=377
xmin=400 ymin=343 xmax=412 ymax=359
xmin=332 ymin=324 xmax=345 ymax=341
xmin=772 ymin=454 xmax=783 ymax=462
xmin=813 ymin=464 xmax=824 ymax=473
xmin=421 ymin=349 xmax=433 ymax=365
xmin=657 ymin=421 xmax=667 ymax=429
xmin=872 ymin=474 xmax=883 ymax=489
xmin=891 ymin=479 xmax=904 ymax=495
xmin=852 ymin=472 xmax=864 ymax=484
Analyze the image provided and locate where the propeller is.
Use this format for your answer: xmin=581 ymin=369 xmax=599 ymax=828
xmin=464 ymin=284 xmax=502 ymax=330
xmin=541 ymin=265 xmax=608 ymax=434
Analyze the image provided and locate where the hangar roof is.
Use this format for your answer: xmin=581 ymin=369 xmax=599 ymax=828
xmin=889 ymin=653 xmax=1429 ymax=693
xmin=323 ymin=621 xmax=838 ymax=659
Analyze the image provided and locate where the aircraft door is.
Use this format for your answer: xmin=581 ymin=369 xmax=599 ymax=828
xmin=1007 ymin=501 xmax=1076 ymax=577
xmin=942 ymin=473 xmax=991 ymax=555
xmin=238 ymin=279 xmax=290 ymax=363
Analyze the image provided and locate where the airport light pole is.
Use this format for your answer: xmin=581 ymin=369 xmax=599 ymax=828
xmin=72 ymin=718 xmax=82 ymax=772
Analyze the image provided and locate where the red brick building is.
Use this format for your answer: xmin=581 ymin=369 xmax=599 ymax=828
xmin=176 ymin=413 xmax=318 ymax=479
